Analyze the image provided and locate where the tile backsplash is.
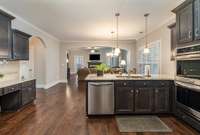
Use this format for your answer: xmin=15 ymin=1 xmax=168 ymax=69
xmin=0 ymin=61 xmax=20 ymax=80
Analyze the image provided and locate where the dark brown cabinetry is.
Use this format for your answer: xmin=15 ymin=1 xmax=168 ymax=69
xmin=194 ymin=0 xmax=200 ymax=40
xmin=115 ymin=80 xmax=171 ymax=114
xmin=176 ymin=2 xmax=193 ymax=44
xmin=12 ymin=30 xmax=31 ymax=60
xmin=0 ymin=10 xmax=15 ymax=59
xmin=115 ymin=87 xmax=134 ymax=113
xmin=172 ymin=0 xmax=200 ymax=47
xmin=0 ymin=80 xmax=36 ymax=112
xmin=168 ymin=23 xmax=177 ymax=61
xmin=154 ymin=88 xmax=170 ymax=113
xmin=21 ymin=80 xmax=36 ymax=106
xmin=135 ymin=88 xmax=154 ymax=113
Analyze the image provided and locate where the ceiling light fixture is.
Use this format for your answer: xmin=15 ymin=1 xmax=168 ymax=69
xmin=144 ymin=13 xmax=150 ymax=54
xmin=114 ymin=13 xmax=121 ymax=56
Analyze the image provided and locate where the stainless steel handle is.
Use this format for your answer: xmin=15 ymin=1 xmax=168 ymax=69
xmin=89 ymin=82 xmax=113 ymax=86
xmin=195 ymin=29 xmax=199 ymax=36
xmin=175 ymin=82 xmax=200 ymax=93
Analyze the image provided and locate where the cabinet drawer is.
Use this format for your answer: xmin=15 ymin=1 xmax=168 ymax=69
xmin=3 ymin=84 xmax=19 ymax=95
xmin=115 ymin=81 xmax=133 ymax=87
xmin=153 ymin=81 xmax=170 ymax=87
xmin=135 ymin=81 xmax=152 ymax=87
xmin=22 ymin=80 xmax=35 ymax=88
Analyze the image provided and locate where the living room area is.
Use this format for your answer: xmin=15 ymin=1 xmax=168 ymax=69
xmin=62 ymin=40 xmax=136 ymax=82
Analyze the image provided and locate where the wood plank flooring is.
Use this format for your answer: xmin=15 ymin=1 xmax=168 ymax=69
xmin=0 ymin=76 xmax=199 ymax=135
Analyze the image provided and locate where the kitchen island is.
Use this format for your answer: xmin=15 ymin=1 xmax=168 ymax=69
xmin=85 ymin=74 xmax=175 ymax=116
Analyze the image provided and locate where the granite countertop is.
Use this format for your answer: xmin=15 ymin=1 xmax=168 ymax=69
xmin=85 ymin=74 xmax=174 ymax=81
xmin=0 ymin=77 xmax=36 ymax=89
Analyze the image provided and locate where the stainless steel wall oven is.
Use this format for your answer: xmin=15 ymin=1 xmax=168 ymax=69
xmin=175 ymin=44 xmax=200 ymax=121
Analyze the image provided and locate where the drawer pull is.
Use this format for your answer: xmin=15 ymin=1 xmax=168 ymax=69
xmin=123 ymin=82 xmax=127 ymax=86
xmin=130 ymin=90 xmax=134 ymax=93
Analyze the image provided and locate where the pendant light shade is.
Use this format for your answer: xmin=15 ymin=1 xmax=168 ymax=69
xmin=144 ymin=13 xmax=150 ymax=54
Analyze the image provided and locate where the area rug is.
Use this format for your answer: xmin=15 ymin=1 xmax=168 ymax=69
xmin=116 ymin=116 xmax=172 ymax=133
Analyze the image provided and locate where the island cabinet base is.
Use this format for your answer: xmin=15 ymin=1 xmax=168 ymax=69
xmin=114 ymin=80 xmax=174 ymax=114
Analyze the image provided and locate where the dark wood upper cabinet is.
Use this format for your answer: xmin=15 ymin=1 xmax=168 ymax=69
xmin=115 ymin=87 xmax=134 ymax=114
xmin=194 ymin=0 xmax=200 ymax=40
xmin=175 ymin=2 xmax=193 ymax=44
xmin=12 ymin=30 xmax=31 ymax=60
xmin=154 ymin=88 xmax=170 ymax=113
xmin=168 ymin=23 xmax=177 ymax=61
xmin=134 ymin=88 xmax=154 ymax=113
xmin=0 ymin=10 xmax=15 ymax=59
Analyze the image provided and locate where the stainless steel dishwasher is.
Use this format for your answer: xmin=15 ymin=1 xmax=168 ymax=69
xmin=88 ymin=82 xmax=114 ymax=115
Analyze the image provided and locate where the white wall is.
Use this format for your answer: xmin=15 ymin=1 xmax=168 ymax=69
xmin=59 ymin=40 xmax=136 ymax=81
xmin=0 ymin=6 xmax=61 ymax=89
xmin=136 ymin=18 xmax=176 ymax=77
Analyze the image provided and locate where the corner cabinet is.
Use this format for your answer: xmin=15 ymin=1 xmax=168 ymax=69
xmin=0 ymin=10 xmax=15 ymax=59
xmin=12 ymin=30 xmax=31 ymax=60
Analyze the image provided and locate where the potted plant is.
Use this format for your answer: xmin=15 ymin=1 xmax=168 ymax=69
xmin=96 ymin=63 xmax=110 ymax=76
xmin=0 ymin=74 xmax=4 ymax=79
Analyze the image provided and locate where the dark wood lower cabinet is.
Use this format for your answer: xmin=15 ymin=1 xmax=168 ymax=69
xmin=115 ymin=80 xmax=172 ymax=114
xmin=154 ymin=88 xmax=170 ymax=113
xmin=21 ymin=84 xmax=36 ymax=106
xmin=115 ymin=87 xmax=134 ymax=113
xmin=135 ymin=88 xmax=154 ymax=113
xmin=0 ymin=80 xmax=36 ymax=112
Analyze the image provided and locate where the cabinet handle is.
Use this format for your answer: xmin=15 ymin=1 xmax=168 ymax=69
xmin=155 ymin=89 xmax=159 ymax=93
xmin=136 ymin=90 xmax=139 ymax=93
xmin=123 ymin=82 xmax=127 ymax=86
xmin=130 ymin=90 xmax=134 ymax=93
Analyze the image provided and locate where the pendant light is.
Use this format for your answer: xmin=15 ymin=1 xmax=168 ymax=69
xmin=106 ymin=31 xmax=115 ymax=57
xmin=114 ymin=13 xmax=121 ymax=56
xmin=144 ymin=13 xmax=150 ymax=54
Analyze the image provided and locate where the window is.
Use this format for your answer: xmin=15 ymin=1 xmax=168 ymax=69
xmin=137 ymin=40 xmax=161 ymax=75
xmin=74 ymin=56 xmax=84 ymax=73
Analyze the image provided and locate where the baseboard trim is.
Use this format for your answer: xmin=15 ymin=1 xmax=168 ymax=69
xmin=44 ymin=80 xmax=68 ymax=89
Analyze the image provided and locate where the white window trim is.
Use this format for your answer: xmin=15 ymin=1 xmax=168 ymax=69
xmin=137 ymin=40 xmax=161 ymax=75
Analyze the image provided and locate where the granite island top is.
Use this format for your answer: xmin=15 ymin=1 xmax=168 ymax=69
xmin=85 ymin=74 xmax=174 ymax=81
xmin=0 ymin=77 xmax=36 ymax=89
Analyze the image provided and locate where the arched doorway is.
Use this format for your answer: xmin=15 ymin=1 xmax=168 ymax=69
xmin=29 ymin=36 xmax=46 ymax=88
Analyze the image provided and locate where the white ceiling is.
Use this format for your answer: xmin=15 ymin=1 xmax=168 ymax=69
xmin=0 ymin=0 xmax=185 ymax=41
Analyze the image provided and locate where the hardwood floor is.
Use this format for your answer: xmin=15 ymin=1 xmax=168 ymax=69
xmin=0 ymin=77 xmax=199 ymax=135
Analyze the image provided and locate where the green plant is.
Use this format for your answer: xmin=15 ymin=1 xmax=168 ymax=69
xmin=0 ymin=74 xmax=4 ymax=78
xmin=96 ymin=63 xmax=110 ymax=72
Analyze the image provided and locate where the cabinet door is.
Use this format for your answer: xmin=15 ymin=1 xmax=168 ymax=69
xmin=155 ymin=88 xmax=170 ymax=113
xmin=0 ymin=14 xmax=12 ymax=59
xmin=12 ymin=31 xmax=30 ymax=60
xmin=135 ymin=88 xmax=154 ymax=113
xmin=115 ymin=87 xmax=134 ymax=113
xmin=177 ymin=2 xmax=193 ymax=44
xmin=194 ymin=0 xmax=200 ymax=40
